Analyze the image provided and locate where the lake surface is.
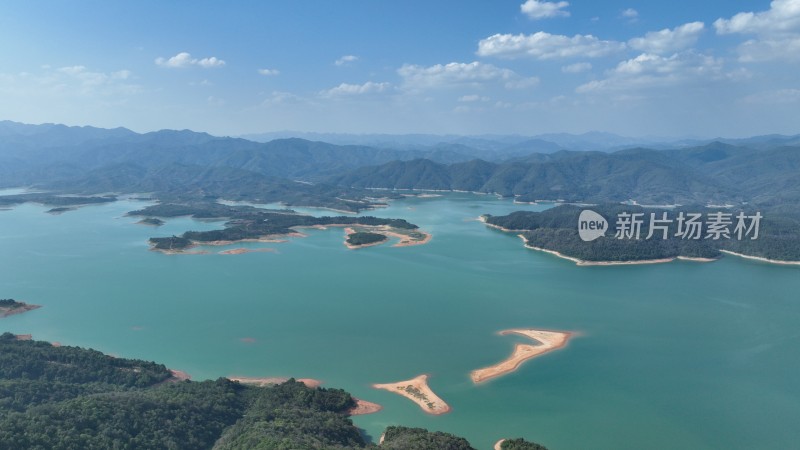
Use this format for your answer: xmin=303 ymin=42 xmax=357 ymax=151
xmin=1 ymin=193 xmax=799 ymax=450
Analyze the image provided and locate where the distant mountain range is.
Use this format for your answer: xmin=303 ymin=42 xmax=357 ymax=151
xmin=241 ymin=129 xmax=800 ymax=153
xmin=1 ymin=120 xmax=799 ymax=211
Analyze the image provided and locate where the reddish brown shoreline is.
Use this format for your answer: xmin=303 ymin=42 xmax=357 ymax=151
xmin=0 ymin=303 xmax=41 ymax=318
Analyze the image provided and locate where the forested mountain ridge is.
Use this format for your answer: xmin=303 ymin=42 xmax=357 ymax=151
xmin=332 ymin=143 xmax=800 ymax=207
xmin=2 ymin=120 xmax=799 ymax=213
xmin=0 ymin=120 xmax=481 ymax=187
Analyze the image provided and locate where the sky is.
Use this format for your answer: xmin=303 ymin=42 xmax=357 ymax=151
xmin=1 ymin=0 xmax=799 ymax=138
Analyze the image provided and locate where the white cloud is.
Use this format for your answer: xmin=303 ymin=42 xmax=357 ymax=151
xmin=57 ymin=66 xmax=134 ymax=88
xmin=477 ymin=32 xmax=625 ymax=59
xmin=714 ymin=0 xmax=800 ymax=35
xmin=737 ymin=36 xmax=800 ymax=62
xmin=397 ymin=61 xmax=538 ymax=90
xmin=561 ymin=62 xmax=592 ymax=73
xmin=155 ymin=52 xmax=225 ymax=68
xmin=520 ymin=0 xmax=569 ymax=19
xmin=112 ymin=70 xmax=131 ymax=80
xmin=196 ymin=57 xmax=225 ymax=68
xmin=742 ymin=88 xmax=800 ymax=104
xmin=259 ymin=90 xmax=308 ymax=106
xmin=458 ymin=94 xmax=490 ymax=102
xmin=258 ymin=68 xmax=280 ymax=76
xmin=714 ymin=0 xmax=800 ymax=62
xmin=621 ymin=8 xmax=639 ymax=22
xmin=321 ymin=81 xmax=390 ymax=97
xmin=0 ymin=65 xmax=140 ymax=97
xmin=628 ymin=22 xmax=705 ymax=54
xmin=207 ymin=96 xmax=225 ymax=106
xmin=335 ymin=55 xmax=359 ymax=66
xmin=576 ymin=51 xmax=724 ymax=93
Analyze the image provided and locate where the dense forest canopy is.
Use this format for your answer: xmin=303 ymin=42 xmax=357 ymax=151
xmin=485 ymin=204 xmax=800 ymax=262
xmin=0 ymin=335 xmax=547 ymax=450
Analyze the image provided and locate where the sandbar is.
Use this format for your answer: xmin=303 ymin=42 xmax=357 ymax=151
xmin=348 ymin=398 xmax=383 ymax=416
xmin=471 ymin=329 xmax=572 ymax=384
xmin=372 ymin=374 xmax=451 ymax=415
xmin=228 ymin=376 xmax=322 ymax=388
xmin=494 ymin=439 xmax=506 ymax=450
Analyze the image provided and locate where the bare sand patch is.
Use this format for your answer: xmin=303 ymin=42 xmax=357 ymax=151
xmin=471 ymin=329 xmax=572 ymax=384
xmin=372 ymin=374 xmax=451 ymax=415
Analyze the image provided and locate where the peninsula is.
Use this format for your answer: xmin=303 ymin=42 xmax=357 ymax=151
xmin=483 ymin=205 xmax=800 ymax=265
xmin=373 ymin=374 xmax=451 ymax=415
xmin=471 ymin=329 xmax=572 ymax=384
xmin=0 ymin=299 xmax=41 ymax=318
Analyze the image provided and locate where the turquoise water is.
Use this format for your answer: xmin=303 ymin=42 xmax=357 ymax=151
xmin=1 ymin=194 xmax=799 ymax=450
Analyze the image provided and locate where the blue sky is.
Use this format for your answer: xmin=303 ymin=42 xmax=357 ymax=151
xmin=1 ymin=0 xmax=798 ymax=137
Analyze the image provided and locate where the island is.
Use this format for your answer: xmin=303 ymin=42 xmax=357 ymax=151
xmin=0 ymin=193 xmax=117 ymax=209
xmin=0 ymin=299 xmax=41 ymax=318
xmin=134 ymin=201 xmax=431 ymax=253
xmin=345 ymin=230 xmax=389 ymax=248
xmin=137 ymin=217 xmax=165 ymax=226
xmin=46 ymin=206 xmax=77 ymax=214
xmin=373 ymin=374 xmax=451 ymax=415
xmin=471 ymin=329 xmax=572 ymax=384
xmin=483 ymin=204 xmax=800 ymax=265
xmin=344 ymin=226 xmax=432 ymax=249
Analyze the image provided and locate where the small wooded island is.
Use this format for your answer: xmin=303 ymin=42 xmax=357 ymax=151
xmin=346 ymin=231 xmax=388 ymax=247
xmin=0 ymin=299 xmax=41 ymax=318
xmin=137 ymin=217 xmax=165 ymax=226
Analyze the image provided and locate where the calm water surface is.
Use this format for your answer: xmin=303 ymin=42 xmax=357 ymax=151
xmin=1 ymin=193 xmax=799 ymax=450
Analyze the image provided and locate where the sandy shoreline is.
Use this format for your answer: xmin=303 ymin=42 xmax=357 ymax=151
xmin=218 ymin=247 xmax=276 ymax=255
xmin=721 ymin=250 xmax=800 ymax=266
xmin=494 ymin=439 xmax=506 ymax=450
xmin=348 ymin=398 xmax=383 ymax=416
xmin=372 ymin=374 xmax=451 ymax=415
xmin=153 ymin=222 xmax=431 ymax=254
xmin=150 ymin=234 xmax=295 ymax=254
xmin=478 ymin=215 xmax=526 ymax=232
xmin=471 ymin=329 xmax=573 ymax=384
xmin=339 ymin=224 xmax=432 ymax=248
xmin=481 ymin=217 xmax=722 ymax=266
xmin=522 ymin=236 xmax=717 ymax=266
xmin=228 ymin=376 xmax=322 ymax=388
